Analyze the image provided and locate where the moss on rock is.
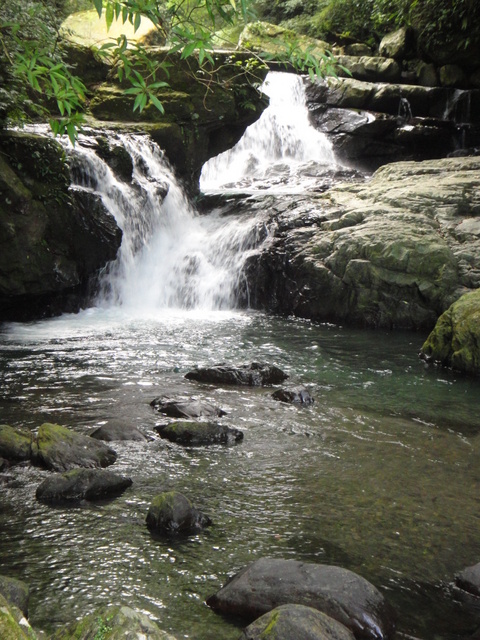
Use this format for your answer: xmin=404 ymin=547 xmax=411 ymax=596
xmin=0 ymin=425 xmax=32 ymax=462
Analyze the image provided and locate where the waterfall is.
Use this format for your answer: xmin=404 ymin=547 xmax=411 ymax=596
xmin=66 ymin=134 xmax=268 ymax=312
xmin=200 ymin=71 xmax=335 ymax=193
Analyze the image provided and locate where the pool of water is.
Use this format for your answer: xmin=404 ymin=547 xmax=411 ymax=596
xmin=1 ymin=309 xmax=480 ymax=639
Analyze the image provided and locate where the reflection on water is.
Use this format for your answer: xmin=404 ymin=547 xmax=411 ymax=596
xmin=1 ymin=310 xmax=480 ymax=639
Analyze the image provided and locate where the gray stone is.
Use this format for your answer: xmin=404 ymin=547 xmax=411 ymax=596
xmin=0 ymin=593 xmax=38 ymax=640
xmin=238 ymin=604 xmax=355 ymax=640
xmin=272 ymin=386 xmax=314 ymax=405
xmin=150 ymin=397 xmax=226 ymax=418
xmin=185 ymin=362 xmax=288 ymax=386
xmin=146 ymin=491 xmax=212 ymax=534
xmin=379 ymin=28 xmax=413 ymax=60
xmin=0 ymin=425 xmax=32 ymax=463
xmin=32 ymin=423 xmax=116 ymax=472
xmin=207 ymin=558 xmax=395 ymax=640
xmin=0 ymin=576 xmax=29 ymax=617
xmin=89 ymin=422 xmax=147 ymax=441
xmin=439 ymin=64 xmax=468 ymax=88
xmin=36 ymin=468 xmax=132 ymax=503
xmin=155 ymin=421 xmax=244 ymax=446
xmin=455 ymin=561 xmax=480 ymax=596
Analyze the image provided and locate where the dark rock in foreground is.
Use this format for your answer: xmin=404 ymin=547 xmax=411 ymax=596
xmin=207 ymin=558 xmax=395 ymax=640
xmin=155 ymin=421 xmax=243 ymax=446
xmin=146 ymin=491 xmax=212 ymax=535
xmin=89 ymin=422 xmax=147 ymax=442
xmin=238 ymin=604 xmax=355 ymax=640
xmin=272 ymin=386 xmax=315 ymax=405
xmin=0 ymin=575 xmax=29 ymax=618
xmin=35 ymin=468 xmax=132 ymax=503
xmin=150 ymin=397 xmax=226 ymax=419
xmin=0 ymin=593 xmax=38 ymax=639
xmin=50 ymin=604 xmax=177 ymax=640
xmin=455 ymin=562 xmax=480 ymax=596
xmin=0 ymin=425 xmax=32 ymax=463
xmin=32 ymin=423 xmax=117 ymax=471
xmin=185 ymin=362 xmax=288 ymax=386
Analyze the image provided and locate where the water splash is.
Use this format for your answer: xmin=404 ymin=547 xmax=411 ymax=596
xmin=200 ymin=71 xmax=336 ymax=193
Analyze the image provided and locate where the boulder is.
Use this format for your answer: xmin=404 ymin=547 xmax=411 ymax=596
xmin=420 ymin=289 xmax=480 ymax=375
xmin=185 ymin=362 xmax=288 ymax=386
xmin=0 ymin=576 xmax=29 ymax=617
xmin=207 ymin=558 xmax=395 ymax=640
xmin=36 ymin=468 xmax=132 ymax=503
xmin=272 ymin=386 xmax=314 ymax=405
xmin=146 ymin=491 xmax=212 ymax=535
xmin=89 ymin=422 xmax=147 ymax=442
xmin=439 ymin=65 xmax=468 ymax=88
xmin=0 ymin=594 xmax=38 ymax=640
xmin=32 ymin=423 xmax=117 ymax=471
xmin=244 ymin=156 xmax=480 ymax=330
xmin=238 ymin=604 xmax=355 ymax=640
xmin=155 ymin=421 xmax=244 ymax=446
xmin=0 ymin=131 xmax=122 ymax=321
xmin=0 ymin=425 xmax=32 ymax=463
xmin=51 ymin=604 xmax=177 ymax=639
xmin=379 ymin=28 xmax=414 ymax=60
xmin=455 ymin=561 xmax=480 ymax=596
xmin=150 ymin=397 xmax=226 ymax=419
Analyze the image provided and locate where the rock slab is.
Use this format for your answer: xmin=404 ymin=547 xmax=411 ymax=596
xmin=36 ymin=468 xmax=132 ymax=503
xmin=146 ymin=491 xmax=212 ymax=535
xmin=155 ymin=421 xmax=243 ymax=446
xmin=185 ymin=362 xmax=288 ymax=386
xmin=207 ymin=558 xmax=395 ymax=640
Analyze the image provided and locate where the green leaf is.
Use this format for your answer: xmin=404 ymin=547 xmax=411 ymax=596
xmin=93 ymin=0 xmax=103 ymax=18
xmin=106 ymin=3 xmax=115 ymax=32
xmin=134 ymin=12 xmax=141 ymax=32
xmin=148 ymin=93 xmax=165 ymax=113
xmin=67 ymin=122 xmax=77 ymax=146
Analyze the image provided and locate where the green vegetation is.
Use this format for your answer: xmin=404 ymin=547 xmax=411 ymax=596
xmin=255 ymin=0 xmax=480 ymax=55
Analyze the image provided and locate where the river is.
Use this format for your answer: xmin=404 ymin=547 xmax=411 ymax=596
xmin=1 ymin=73 xmax=480 ymax=640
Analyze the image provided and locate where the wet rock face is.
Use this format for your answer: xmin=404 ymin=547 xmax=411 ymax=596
xmin=207 ymin=558 xmax=396 ymax=640
xmin=0 ymin=131 xmax=122 ymax=321
xmin=185 ymin=362 xmax=288 ymax=386
xmin=150 ymin=397 xmax=226 ymax=419
xmin=244 ymin=156 xmax=480 ymax=331
xmin=272 ymin=386 xmax=314 ymax=405
xmin=0 ymin=425 xmax=32 ymax=463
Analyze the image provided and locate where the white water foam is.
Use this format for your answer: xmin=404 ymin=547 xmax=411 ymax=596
xmin=200 ymin=71 xmax=336 ymax=193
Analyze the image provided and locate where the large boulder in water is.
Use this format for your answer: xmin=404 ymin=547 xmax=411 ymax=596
xmin=150 ymin=396 xmax=226 ymax=419
xmin=185 ymin=362 xmax=288 ymax=386
xmin=455 ymin=561 xmax=480 ymax=596
xmin=420 ymin=289 xmax=480 ymax=375
xmin=32 ymin=423 xmax=117 ymax=472
xmin=206 ymin=558 xmax=396 ymax=640
xmin=244 ymin=156 xmax=480 ymax=330
xmin=0 ymin=425 xmax=32 ymax=463
xmin=155 ymin=421 xmax=244 ymax=446
xmin=146 ymin=491 xmax=212 ymax=535
xmin=89 ymin=422 xmax=147 ymax=442
xmin=272 ymin=386 xmax=315 ymax=405
xmin=36 ymin=468 xmax=132 ymax=503
xmin=238 ymin=604 xmax=355 ymax=640
xmin=0 ymin=576 xmax=29 ymax=618
xmin=51 ymin=604 xmax=177 ymax=640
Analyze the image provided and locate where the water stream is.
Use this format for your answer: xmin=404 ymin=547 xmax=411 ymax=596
xmin=1 ymin=73 xmax=480 ymax=640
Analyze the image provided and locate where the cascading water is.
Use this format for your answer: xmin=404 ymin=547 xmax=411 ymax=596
xmin=66 ymin=133 xmax=268 ymax=312
xmin=200 ymin=71 xmax=336 ymax=193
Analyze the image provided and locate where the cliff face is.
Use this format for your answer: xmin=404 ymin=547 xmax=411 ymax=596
xmin=0 ymin=131 xmax=122 ymax=321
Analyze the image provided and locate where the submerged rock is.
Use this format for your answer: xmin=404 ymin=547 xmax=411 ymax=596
xmin=0 ymin=425 xmax=32 ymax=463
xmin=32 ymin=423 xmax=117 ymax=472
xmin=420 ymin=289 xmax=480 ymax=375
xmin=185 ymin=362 xmax=288 ymax=386
xmin=36 ymin=468 xmax=132 ymax=503
xmin=238 ymin=604 xmax=355 ymax=640
xmin=0 ymin=576 xmax=29 ymax=618
xmin=89 ymin=422 xmax=147 ymax=442
xmin=207 ymin=558 xmax=395 ymax=640
xmin=51 ymin=604 xmax=177 ymax=639
xmin=155 ymin=421 xmax=244 ymax=446
xmin=272 ymin=386 xmax=315 ymax=404
xmin=146 ymin=491 xmax=212 ymax=535
xmin=150 ymin=397 xmax=226 ymax=419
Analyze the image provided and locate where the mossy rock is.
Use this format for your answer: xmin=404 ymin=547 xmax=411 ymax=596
xmin=239 ymin=21 xmax=328 ymax=58
xmin=32 ymin=423 xmax=117 ymax=472
xmin=420 ymin=289 xmax=480 ymax=375
xmin=155 ymin=421 xmax=244 ymax=446
xmin=36 ymin=468 xmax=132 ymax=503
xmin=0 ymin=594 xmax=38 ymax=640
xmin=0 ymin=576 xmax=29 ymax=617
xmin=51 ymin=604 xmax=176 ymax=639
xmin=238 ymin=604 xmax=355 ymax=640
xmin=146 ymin=491 xmax=212 ymax=534
xmin=0 ymin=425 xmax=32 ymax=463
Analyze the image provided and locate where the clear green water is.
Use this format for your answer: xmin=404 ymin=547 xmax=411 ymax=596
xmin=1 ymin=309 xmax=480 ymax=639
